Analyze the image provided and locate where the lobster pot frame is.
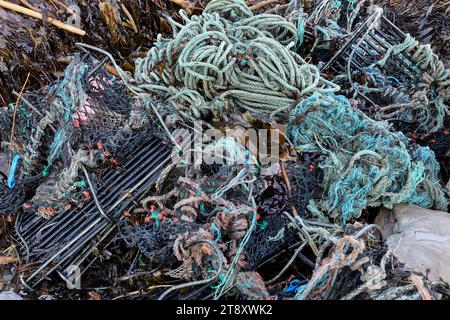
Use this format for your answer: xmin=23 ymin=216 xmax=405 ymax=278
xmin=323 ymin=15 xmax=423 ymax=87
xmin=14 ymin=131 xmax=171 ymax=287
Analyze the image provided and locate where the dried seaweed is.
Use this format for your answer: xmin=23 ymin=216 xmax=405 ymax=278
xmin=0 ymin=0 xmax=198 ymax=104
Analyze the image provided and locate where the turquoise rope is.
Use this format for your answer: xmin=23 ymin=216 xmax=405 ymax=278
xmin=287 ymin=92 xmax=448 ymax=223
xmin=8 ymin=155 xmax=20 ymax=189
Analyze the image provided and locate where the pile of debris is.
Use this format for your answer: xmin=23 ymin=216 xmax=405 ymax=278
xmin=0 ymin=0 xmax=449 ymax=300
xmin=0 ymin=0 xmax=203 ymax=105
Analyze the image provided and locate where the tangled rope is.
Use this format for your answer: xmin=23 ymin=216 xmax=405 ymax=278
xmin=292 ymin=228 xmax=440 ymax=300
xmin=20 ymin=61 xmax=90 ymax=177
xmin=31 ymin=148 xmax=102 ymax=218
xmin=367 ymin=34 xmax=450 ymax=133
xmin=0 ymin=55 xmax=144 ymax=216
xmin=295 ymin=235 xmax=367 ymax=299
xmin=120 ymin=136 xmax=261 ymax=298
xmin=131 ymin=0 xmax=339 ymax=124
xmin=287 ymin=92 xmax=448 ymax=223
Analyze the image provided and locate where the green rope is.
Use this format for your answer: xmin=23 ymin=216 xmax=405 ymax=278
xmin=133 ymin=0 xmax=339 ymax=124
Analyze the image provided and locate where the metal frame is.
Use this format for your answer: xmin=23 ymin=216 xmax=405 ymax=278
xmin=14 ymin=136 xmax=171 ymax=287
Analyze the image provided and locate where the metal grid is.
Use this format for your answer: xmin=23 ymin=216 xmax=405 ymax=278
xmin=322 ymin=14 xmax=422 ymax=89
xmin=14 ymin=133 xmax=172 ymax=287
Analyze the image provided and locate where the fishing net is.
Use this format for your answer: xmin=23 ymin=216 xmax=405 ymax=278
xmin=119 ymin=219 xmax=204 ymax=269
xmin=245 ymin=212 xmax=299 ymax=270
xmin=286 ymin=156 xmax=325 ymax=216
xmin=318 ymin=7 xmax=450 ymax=135
xmin=0 ymin=180 xmax=25 ymax=217
xmin=117 ymin=137 xmax=261 ymax=298
xmin=418 ymin=122 xmax=450 ymax=186
xmin=0 ymin=54 xmax=153 ymax=217
xmin=289 ymin=226 xmax=449 ymax=300
xmin=351 ymin=38 xmax=449 ymax=135
xmin=376 ymin=0 xmax=450 ymax=67
xmin=246 ymin=159 xmax=324 ymax=270
xmin=287 ymin=92 xmax=448 ymax=224
xmin=1 ymin=0 xmax=448 ymax=301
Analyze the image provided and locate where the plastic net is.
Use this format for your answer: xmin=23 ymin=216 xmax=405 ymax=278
xmin=0 ymin=53 xmax=156 ymax=217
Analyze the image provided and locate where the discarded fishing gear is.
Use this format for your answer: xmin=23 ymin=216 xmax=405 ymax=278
xmin=418 ymin=120 xmax=450 ymax=186
xmin=287 ymin=92 xmax=448 ymax=224
xmin=321 ymin=9 xmax=450 ymax=134
xmin=14 ymin=133 xmax=171 ymax=287
xmin=0 ymin=51 xmax=172 ymax=287
xmin=1 ymin=53 xmax=142 ymax=217
xmin=376 ymin=0 xmax=450 ymax=67
xmin=0 ymin=0 xmax=448 ymax=302
xmin=119 ymin=137 xmax=264 ymax=300
xmin=245 ymin=158 xmax=324 ymax=270
xmin=297 ymin=0 xmax=368 ymax=59
xmin=247 ymin=174 xmax=296 ymax=271
xmin=131 ymin=0 xmax=339 ymax=126
xmin=286 ymin=156 xmax=325 ymax=216
xmin=287 ymin=225 xmax=448 ymax=300
xmin=0 ymin=177 xmax=25 ymax=217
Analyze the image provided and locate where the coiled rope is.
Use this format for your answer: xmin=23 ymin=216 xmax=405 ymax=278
xmin=131 ymin=0 xmax=339 ymax=123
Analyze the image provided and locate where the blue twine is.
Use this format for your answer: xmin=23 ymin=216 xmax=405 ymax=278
xmin=347 ymin=0 xmax=355 ymax=11
xmin=283 ymin=279 xmax=307 ymax=294
xmin=8 ymin=155 xmax=20 ymax=189
xmin=296 ymin=16 xmax=305 ymax=50
xmin=44 ymin=130 xmax=64 ymax=176
xmin=209 ymin=272 xmax=227 ymax=289
xmin=210 ymin=223 xmax=222 ymax=242
xmin=329 ymin=0 xmax=342 ymax=9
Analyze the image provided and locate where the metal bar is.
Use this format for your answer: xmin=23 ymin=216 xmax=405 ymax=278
xmin=322 ymin=16 xmax=372 ymax=71
xmin=370 ymin=30 xmax=418 ymax=77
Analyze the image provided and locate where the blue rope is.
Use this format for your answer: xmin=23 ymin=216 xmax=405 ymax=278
xmin=8 ymin=155 xmax=20 ymax=189
xmin=283 ymin=279 xmax=307 ymax=294
xmin=296 ymin=16 xmax=305 ymax=50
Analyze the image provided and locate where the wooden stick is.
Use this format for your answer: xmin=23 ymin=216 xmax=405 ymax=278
xmin=0 ymin=0 xmax=86 ymax=36
xmin=19 ymin=0 xmax=40 ymax=12
xmin=0 ymin=256 xmax=18 ymax=265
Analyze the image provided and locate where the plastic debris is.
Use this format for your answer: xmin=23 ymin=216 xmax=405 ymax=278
xmin=375 ymin=204 xmax=450 ymax=284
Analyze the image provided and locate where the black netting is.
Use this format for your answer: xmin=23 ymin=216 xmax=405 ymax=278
xmin=0 ymin=54 xmax=166 ymax=216
xmin=287 ymin=155 xmax=325 ymax=217
xmin=119 ymin=219 xmax=202 ymax=268
xmin=72 ymin=65 xmax=133 ymax=148
xmin=246 ymin=213 xmax=298 ymax=270
xmin=0 ymin=182 xmax=25 ymax=217
xmin=246 ymin=156 xmax=324 ymax=270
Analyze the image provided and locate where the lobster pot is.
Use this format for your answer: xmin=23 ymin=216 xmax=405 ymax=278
xmin=322 ymin=15 xmax=422 ymax=85
xmin=14 ymin=133 xmax=171 ymax=287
